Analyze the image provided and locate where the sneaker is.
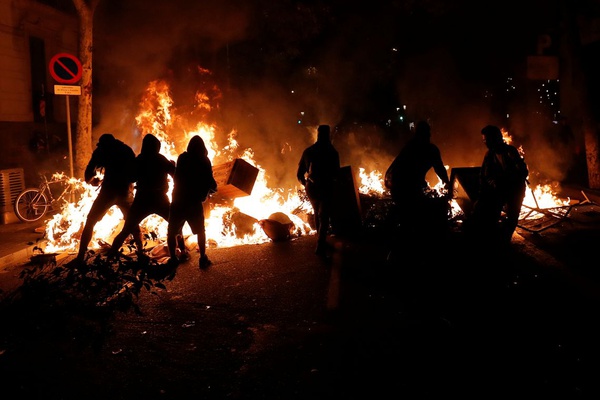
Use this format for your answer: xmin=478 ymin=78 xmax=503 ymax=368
xmin=199 ymin=255 xmax=212 ymax=269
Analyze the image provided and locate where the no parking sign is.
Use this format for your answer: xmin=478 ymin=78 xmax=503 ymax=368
xmin=48 ymin=52 xmax=81 ymax=178
xmin=49 ymin=53 xmax=82 ymax=84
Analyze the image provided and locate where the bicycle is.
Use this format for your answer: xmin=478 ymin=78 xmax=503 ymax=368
xmin=13 ymin=172 xmax=86 ymax=222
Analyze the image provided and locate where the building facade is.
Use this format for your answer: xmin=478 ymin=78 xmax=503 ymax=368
xmin=0 ymin=0 xmax=78 ymax=186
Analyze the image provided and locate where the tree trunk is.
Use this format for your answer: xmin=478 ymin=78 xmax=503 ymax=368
xmin=559 ymin=1 xmax=600 ymax=188
xmin=584 ymin=125 xmax=600 ymax=187
xmin=71 ymin=0 xmax=100 ymax=180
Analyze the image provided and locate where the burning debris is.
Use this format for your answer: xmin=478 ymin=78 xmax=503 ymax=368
xmin=259 ymin=212 xmax=296 ymax=242
xmin=41 ymin=77 xmax=317 ymax=258
xmin=35 ymin=71 xmax=576 ymax=260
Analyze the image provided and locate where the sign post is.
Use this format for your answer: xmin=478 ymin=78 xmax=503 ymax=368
xmin=49 ymin=53 xmax=82 ymax=178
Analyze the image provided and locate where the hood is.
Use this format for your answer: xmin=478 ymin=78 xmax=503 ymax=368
xmin=141 ymin=133 xmax=161 ymax=154
xmin=187 ymin=135 xmax=208 ymax=157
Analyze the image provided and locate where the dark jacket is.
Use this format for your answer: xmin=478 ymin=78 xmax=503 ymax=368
xmin=172 ymin=135 xmax=217 ymax=205
xmin=84 ymin=133 xmax=136 ymax=193
xmin=296 ymin=133 xmax=340 ymax=195
xmin=134 ymin=134 xmax=176 ymax=195
xmin=480 ymin=141 xmax=529 ymax=197
xmin=385 ymin=130 xmax=450 ymax=202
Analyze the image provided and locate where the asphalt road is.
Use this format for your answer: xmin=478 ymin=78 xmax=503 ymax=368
xmin=1 ymin=186 xmax=600 ymax=399
xmin=1 ymin=204 xmax=600 ymax=399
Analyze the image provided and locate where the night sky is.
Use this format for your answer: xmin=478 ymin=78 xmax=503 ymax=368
xmin=91 ymin=0 xmax=571 ymax=188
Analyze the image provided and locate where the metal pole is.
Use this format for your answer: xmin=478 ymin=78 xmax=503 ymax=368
xmin=65 ymin=95 xmax=74 ymax=178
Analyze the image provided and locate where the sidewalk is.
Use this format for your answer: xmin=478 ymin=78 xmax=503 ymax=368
xmin=0 ymin=219 xmax=47 ymax=268
xmin=0 ymin=218 xmax=48 ymax=297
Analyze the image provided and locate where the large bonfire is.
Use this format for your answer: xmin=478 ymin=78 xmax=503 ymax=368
xmin=41 ymin=69 xmax=572 ymax=257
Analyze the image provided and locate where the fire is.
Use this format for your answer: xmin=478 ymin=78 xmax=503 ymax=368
xmin=42 ymin=76 xmax=572 ymax=256
xmin=502 ymin=127 xmax=571 ymax=219
xmin=44 ymin=77 xmax=314 ymax=256
xmin=354 ymin=129 xmax=571 ymax=224
xmin=358 ymin=168 xmax=386 ymax=195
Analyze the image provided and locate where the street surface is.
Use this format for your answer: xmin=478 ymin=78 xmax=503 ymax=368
xmin=0 ymin=189 xmax=600 ymax=398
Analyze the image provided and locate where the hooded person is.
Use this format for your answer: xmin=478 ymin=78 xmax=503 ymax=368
xmin=296 ymin=124 xmax=341 ymax=257
xmin=468 ymin=124 xmax=529 ymax=244
xmin=166 ymin=135 xmax=217 ymax=271
xmin=69 ymin=133 xmax=139 ymax=266
xmin=384 ymin=120 xmax=451 ymax=235
xmin=109 ymin=133 xmax=176 ymax=260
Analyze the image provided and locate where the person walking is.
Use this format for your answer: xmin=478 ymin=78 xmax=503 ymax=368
xmin=468 ymin=124 xmax=529 ymax=244
xmin=109 ymin=133 xmax=176 ymax=261
xmin=68 ymin=133 xmax=140 ymax=266
xmin=296 ymin=124 xmax=341 ymax=257
xmin=384 ymin=120 xmax=451 ymax=235
xmin=166 ymin=135 xmax=217 ymax=270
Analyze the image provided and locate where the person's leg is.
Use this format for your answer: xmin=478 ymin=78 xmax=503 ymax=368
xmin=503 ymin=191 xmax=525 ymax=242
xmin=188 ymin=203 xmax=211 ymax=268
xmin=198 ymin=223 xmax=211 ymax=268
xmin=309 ymin=198 xmax=320 ymax=233
xmin=75 ymin=192 xmax=113 ymax=261
xmin=306 ymin=184 xmax=321 ymax=233
xmin=167 ymin=204 xmax=186 ymax=261
xmin=315 ymin=198 xmax=328 ymax=255
xmin=156 ymin=194 xmax=171 ymax=222
xmin=116 ymin=193 xmax=144 ymax=253
xmin=110 ymin=210 xmax=145 ymax=255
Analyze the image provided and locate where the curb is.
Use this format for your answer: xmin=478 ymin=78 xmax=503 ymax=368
xmin=0 ymin=241 xmax=46 ymax=271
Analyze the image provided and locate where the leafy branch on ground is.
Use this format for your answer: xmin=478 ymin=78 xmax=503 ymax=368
xmin=0 ymin=248 xmax=170 ymax=351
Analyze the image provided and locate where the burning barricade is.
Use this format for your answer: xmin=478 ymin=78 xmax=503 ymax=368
xmin=35 ymin=73 xmax=577 ymax=262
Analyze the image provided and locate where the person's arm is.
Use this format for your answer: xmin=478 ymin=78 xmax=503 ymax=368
xmin=297 ymin=152 xmax=308 ymax=186
xmin=480 ymin=152 xmax=499 ymax=190
xmin=84 ymin=150 xmax=101 ymax=184
xmin=510 ymin=146 xmax=529 ymax=182
xmin=207 ymin=163 xmax=218 ymax=193
xmin=164 ymin=156 xmax=176 ymax=177
xmin=432 ymin=147 xmax=450 ymax=186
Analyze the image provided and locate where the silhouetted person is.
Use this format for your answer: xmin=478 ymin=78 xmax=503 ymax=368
xmin=70 ymin=133 xmax=140 ymax=265
xmin=109 ymin=133 xmax=176 ymax=260
xmin=384 ymin=120 xmax=451 ymax=234
xmin=469 ymin=125 xmax=529 ymax=244
xmin=297 ymin=124 xmax=341 ymax=256
xmin=167 ymin=135 xmax=217 ymax=270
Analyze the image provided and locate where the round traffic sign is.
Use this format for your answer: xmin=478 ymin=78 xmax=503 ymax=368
xmin=49 ymin=53 xmax=82 ymax=84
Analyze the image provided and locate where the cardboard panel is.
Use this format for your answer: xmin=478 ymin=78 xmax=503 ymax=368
xmin=449 ymin=167 xmax=481 ymax=216
xmin=331 ymin=165 xmax=362 ymax=236
xmin=213 ymin=159 xmax=259 ymax=199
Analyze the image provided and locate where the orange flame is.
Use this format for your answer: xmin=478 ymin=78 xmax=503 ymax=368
xmin=44 ymin=77 xmax=314 ymax=255
xmin=43 ymin=79 xmax=571 ymax=255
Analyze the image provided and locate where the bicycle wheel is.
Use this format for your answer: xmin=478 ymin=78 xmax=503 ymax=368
xmin=14 ymin=188 xmax=49 ymax=222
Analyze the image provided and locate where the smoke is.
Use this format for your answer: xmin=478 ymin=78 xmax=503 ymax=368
xmin=91 ymin=0 xmax=402 ymax=191
xmin=93 ymin=0 xmax=251 ymax=144
xmin=90 ymin=1 xmax=561 ymax=193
